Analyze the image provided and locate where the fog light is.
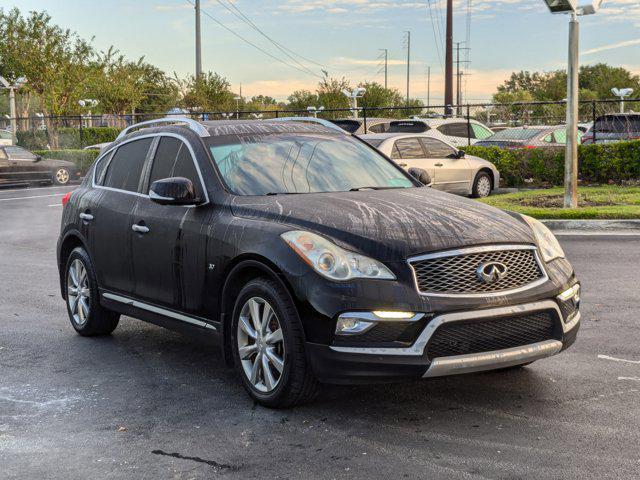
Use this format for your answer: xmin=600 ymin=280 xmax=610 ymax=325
xmin=558 ymin=284 xmax=580 ymax=302
xmin=335 ymin=316 xmax=374 ymax=335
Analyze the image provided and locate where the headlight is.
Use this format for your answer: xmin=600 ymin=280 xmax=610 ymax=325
xmin=522 ymin=215 xmax=565 ymax=262
xmin=281 ymin=231 xmax=396 ymax=281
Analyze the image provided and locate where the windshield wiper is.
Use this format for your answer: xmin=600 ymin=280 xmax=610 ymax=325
xmin=349 ymin=186 xmax=405 ymax=191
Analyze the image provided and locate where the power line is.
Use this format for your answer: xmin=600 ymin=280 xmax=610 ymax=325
xmin=185 ymin=0 xmax=324 ymax=79
xmin=212 ymin=0 xmax=324 ymax=78
xmin=426 ymin=0 xmax=444 ymax=72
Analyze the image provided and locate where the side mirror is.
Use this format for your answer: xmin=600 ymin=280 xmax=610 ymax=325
xmin=408 ymin=167 xmax=432 ymax=187
xmin=454 ymin=150 xmax=466 ymax=159
xmin=35 ymin=155 xmax=43 ymax=162
xmin=149 ymin=177 xmax=200 ymax=206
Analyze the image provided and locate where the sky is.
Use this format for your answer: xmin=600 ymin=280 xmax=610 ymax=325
xmin=5 ymin=0 xmax=640 ymax=103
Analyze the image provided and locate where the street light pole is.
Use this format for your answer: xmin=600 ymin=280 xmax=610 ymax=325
xmin=195 ymin=0 xmax=202 ymax=80
xmin=564 ymin=12 xmax=579 ymax=208
xmin=8 ymin=87 xmax=17 ymax=138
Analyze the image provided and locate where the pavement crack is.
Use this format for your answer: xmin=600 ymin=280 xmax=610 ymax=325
xmin=151 ymin=449 xmax=238 ymax=471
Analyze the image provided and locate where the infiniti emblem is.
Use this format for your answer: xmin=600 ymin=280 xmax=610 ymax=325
xmin=476 ymin=261 xmax=508 ymax=284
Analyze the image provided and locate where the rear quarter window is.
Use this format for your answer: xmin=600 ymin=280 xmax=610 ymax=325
xmin=102 ymin=138 xmax=152 ymax=192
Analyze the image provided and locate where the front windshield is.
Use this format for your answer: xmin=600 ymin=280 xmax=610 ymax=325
xmin=208 ymin=133 xmax=414 ymax=195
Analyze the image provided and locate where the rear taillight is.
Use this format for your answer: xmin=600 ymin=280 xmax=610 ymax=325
xmin=519 ymin=145 xmax=537 ymax=150
xmin=62 ymin=191 xmax=72 ymax=207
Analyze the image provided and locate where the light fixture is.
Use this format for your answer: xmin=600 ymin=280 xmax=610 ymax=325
xmin=543 ymin=0 xmax=577 ymax=13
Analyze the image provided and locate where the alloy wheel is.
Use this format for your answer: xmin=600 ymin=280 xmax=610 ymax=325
xmin=237 ymin=297 xmax=285 ymax=393
xmin=477 ymin=176 xmax=492 ymax=197
xmin=67 ymin=259 xmax=91 ymax=326
xmin=56 ymin=168 xmax=70 ymax=184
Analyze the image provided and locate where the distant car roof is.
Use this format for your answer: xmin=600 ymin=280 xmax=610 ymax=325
xmin=359 ymin=132 xmax=458 ymax=148
xmin=200 ymin=120 xmax=340 ymax=137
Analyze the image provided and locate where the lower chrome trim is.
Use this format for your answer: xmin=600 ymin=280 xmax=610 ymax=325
xmin=330 ymin=299 xmax=562 ymax=356
xmin=102 ymin=292 xmax=217 ymax=331
xmin=422 ymin=340 xmax=563 ymax=378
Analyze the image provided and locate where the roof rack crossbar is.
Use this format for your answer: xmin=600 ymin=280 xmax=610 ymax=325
xmin=116 ymin=116 xmax=210 ymax=140
xmin=271 ymin=116 xmax=347 ymax=134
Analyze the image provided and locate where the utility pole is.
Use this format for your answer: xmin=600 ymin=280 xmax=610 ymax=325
xmin=455 ymin=42 xmax=461 ymax=116
xmin=195 ymin=0 xmax=202 ymax=80
xmin=444 ymin=0 xmax=454 ymax=116
xmin=427 ymin=66 xmax=431 ymax=110
xmin=405 ymin=32 xmax=411 ymax=104
xmin=564 ymin=12 xmax=579 ymax=208
xmin=382 ymin=49 xmax=388 ymax=89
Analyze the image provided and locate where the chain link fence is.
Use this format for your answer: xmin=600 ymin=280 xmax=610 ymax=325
xmin=3 ymin=98 xmax=639 ymax=150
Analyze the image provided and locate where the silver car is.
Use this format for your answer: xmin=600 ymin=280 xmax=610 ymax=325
xmin=361 ymin=133 xmax=499 ymax=197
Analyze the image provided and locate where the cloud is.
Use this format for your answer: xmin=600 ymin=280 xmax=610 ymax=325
xmin=583 ymin=38 xmax=640 ymax=55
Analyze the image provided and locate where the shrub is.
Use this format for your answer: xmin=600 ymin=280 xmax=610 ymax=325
xmin=463 ymin=140 xmax=640 ymax=187
xmin=17 ymin=127 xmax=120 ymax=150
xmin=33 ymin=149 xmax=99 ymax=174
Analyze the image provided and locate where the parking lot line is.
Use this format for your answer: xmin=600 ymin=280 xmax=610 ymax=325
xmin=0 ymin=185 xmax=73 ymax=193
xmin=0 ymin=193 xmax=66 ymax=202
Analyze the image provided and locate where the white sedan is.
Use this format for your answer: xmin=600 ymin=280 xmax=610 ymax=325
xmin=360 ymin=132 xmax=500 ymax=198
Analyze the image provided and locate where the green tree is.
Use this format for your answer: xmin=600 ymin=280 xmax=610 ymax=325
xmin=356 ymin=81 xmax=403 ymax=117
xmin=317 ymin=77 xmax=350 ymax=116
xmin=286 ymin=90 xmax=318 ymax=112
xmin=179 ymin=72 xmax=237 ymax=112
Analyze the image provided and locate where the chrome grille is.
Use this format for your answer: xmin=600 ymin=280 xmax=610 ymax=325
xmin=409 ymin=246 xmax=545 ymax=296
xmin=426 ymin=311 xmax=559 ymax=360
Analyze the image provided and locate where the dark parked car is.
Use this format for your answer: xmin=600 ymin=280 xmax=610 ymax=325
xmin=582 ymin=113 xmax=640 ymax=144
xmin=57 ymin=117 xmax=580 ymax=407
xmin=0 ymin=146 xmax=80 ymax=187
xmin=475 ymin=126 xmax=582 ymax=150
xmin=329 ymin=117 xmax=394 ymax=134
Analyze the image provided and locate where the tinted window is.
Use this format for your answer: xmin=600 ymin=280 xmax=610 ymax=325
xmin=438 ymin=123 xmax=470 ymax=138
xmin=387 ymin=121 xmax=429 ymax=133
xmin=330 ymin=120 xmax=361 ymax=133
xmin=368 ymin=123 xmax=390 ymax=134
xmin=209 ymin=134 xmax=413 ymax=195
xmin=94 ymin=150 xmax=114 ymax=185
xmin=594 ymin=115 xmax=640 ymax=133
xmin=148 ymin=137 xmax=203 ymax=198
xmin=4 ymin=146 xmax=36 ymax=159
xmin=420 ymin=138 xmax=456 ymax=158
xmin=394 ymin=138 xmax=425 ymax=159
xmin=103 ymin=138 xmax=152 ymax=192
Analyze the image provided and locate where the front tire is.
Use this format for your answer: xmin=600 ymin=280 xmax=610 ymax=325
xmin=471 ymin=171 xmax=492 ymax=198
xmin=53 ymin=167 xmax=70 ymax=185
xmin=64 ymin=247 xmax=119 ymax=336
xmin=231 ymin=278 xmax=319 ymax=408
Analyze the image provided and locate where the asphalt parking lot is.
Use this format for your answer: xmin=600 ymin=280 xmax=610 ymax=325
xmin=1 ymin=185 xmax=639 ymax=480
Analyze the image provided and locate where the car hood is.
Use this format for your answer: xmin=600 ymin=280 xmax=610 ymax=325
xmin=39 ymin=158 xmax=76 ymax=168
xmin=230 ymin=187 xmax=535 ymax=261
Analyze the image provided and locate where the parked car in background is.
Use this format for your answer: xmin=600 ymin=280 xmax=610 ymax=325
xmin=581 ymin=113 xmax=640 ymax=144
xmin=475 ymin=126 xmax=582 ymax=150
xmin=386 ymin=118 xmax=494 ymax=147
xmin=0 ymin=145 xmax=80 ymax=187
xmin=0 ymin=129 xmax=15 ymax=146
xmin=360 ymin=132 xmax=499 ymax=197
xmin=56 ymin=116 xmax=579 ymax=408
xmin=329 ymin=117 xmax=394 ymax=134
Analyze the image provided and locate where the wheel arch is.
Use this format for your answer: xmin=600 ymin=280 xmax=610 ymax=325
xmin=219 ymin=255 xmax=299 ymax=367
xmin=58 ymin=230 xmax=88 ymax=299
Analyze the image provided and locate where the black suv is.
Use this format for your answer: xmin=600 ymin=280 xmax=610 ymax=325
xmin=57 ymin=117 xmax=580 ymax=407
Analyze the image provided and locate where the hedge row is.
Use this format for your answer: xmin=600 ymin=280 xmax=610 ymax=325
xmin=464 ymin=140 xmax=640 ymax=187
xmin=18 ymin=127 xmax=120 ymax=150
xmin=34 ymin=149 xmax=100 ymax=174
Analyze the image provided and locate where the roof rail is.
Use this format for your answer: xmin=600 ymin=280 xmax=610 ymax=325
xmin=116 ymin=116 xmax=210 ymax=140
xmin=271 ymin=116 xmax=347 ymax=134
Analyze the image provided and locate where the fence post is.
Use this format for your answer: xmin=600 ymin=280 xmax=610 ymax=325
xmin=275 ymin=110 xmax=279 ymax=118
xmin=78 ymin=115 xmax=84 ymax=149
xmin=592 ymin=100 xmax=597 ymax=144
xmin=466 ymin=104 xmax=471 ymax=147
xmin=363 ymin=107 xmax=367 ymax=132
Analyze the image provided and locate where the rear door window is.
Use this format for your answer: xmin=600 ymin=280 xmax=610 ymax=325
xmin=394 ymin=138 xmax=426 ymax=159
xmin=148 ymin=136 xmax=203 ymax=198
xmin=103 ymin=138 xmax=152 ymax=192
xmin=438 ymin=123 xmax=471 ymax=138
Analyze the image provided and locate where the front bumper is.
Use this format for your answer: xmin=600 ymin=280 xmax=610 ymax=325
xmin=306 ymin=298 xmax=580 ymax=384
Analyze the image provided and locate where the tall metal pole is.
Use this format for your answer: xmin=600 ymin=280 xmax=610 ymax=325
xmin=8 ymin=87 xmax=17 ymax=137
xmin=455 ymin=42 xmax=461 ymax=116
xmin=195 ymin=0 xmax=202 ymax=80
xmin=427 ymin=66 xmax=431 ymax=110
xmin=406 ymin=31 xmax=411 ymax=104
xmin=444 ymin=0 xmax=454 ymax=116
xmin=564 ymin=13 xmax=579 ymax=209
xmin=384 ymin=49 xmax=388 ymax=89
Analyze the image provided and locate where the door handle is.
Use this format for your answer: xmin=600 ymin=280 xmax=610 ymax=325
xmin=435 ymin=163 xmax=444 ymax=167
xmin=397 ymin=162 xmax=407 ymax=167
xmin=132 ymin=223 xmax=150 ymax=234
xmin=79 ymin=213 xmax=94 ymax=221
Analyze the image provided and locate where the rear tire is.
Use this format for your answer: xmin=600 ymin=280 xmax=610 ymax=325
xmin=53 ymin=168 xmax=70 ymax=185
xmin=64 ymin=247 xmax=119 ymax=336
xmin=471 ymin=171 xmax=492 ymax=198
xmin=231 ymin=278 xmax=319 ymax=408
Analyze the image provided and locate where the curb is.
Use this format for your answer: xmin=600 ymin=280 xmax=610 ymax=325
xmin=541 ymin=219 xmax=640 ymax=231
